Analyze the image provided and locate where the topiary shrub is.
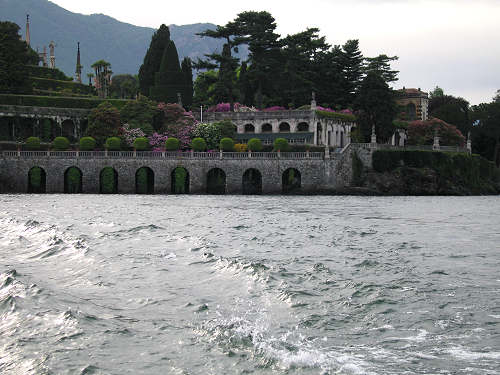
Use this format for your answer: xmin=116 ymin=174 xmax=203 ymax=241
xmin=52 ymin=136 xmax=70 ymax=151
xmin=219 ymin=137 xmax=235 ymax=151
xmin=191 ymin=137 xmax=207 ymax=151
xmin=79 ymin=136 xmax=96 ymax=151
xmin=247 ymin=138 xmax=263 ymax=152
xmin=25 ymin=136 xmax=41 ymax=150
xmin=273 ymin=138 xmax=290 ymax=152
xmin=105 ymin=137 xmax=121 ymax=151
xmin=165 ymin=137 xmax=180 ymax=151
xmin=133 ymin=137 xmax=149 ymax=151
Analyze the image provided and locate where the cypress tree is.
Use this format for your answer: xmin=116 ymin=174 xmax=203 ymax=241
xmin=138 ymin=24 xmax=171 ymax=96
xmin=340 ymin=39 xmax=364 ymax=106
xmin=238 ymin=61 xmax=253 ymax=106
xmin=181 ymin=57 xmax=193 ymax=108
xmin=150 ymin=40 xmax=185 ymax=104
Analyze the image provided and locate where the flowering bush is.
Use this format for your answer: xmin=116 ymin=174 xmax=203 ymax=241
xmin=157 ymin=103 xmax=197 ymax=149
xmin=148 ymin=132 xmax=169 ymax=152
xmin=263 ymin=106 xmax=286 ymax=112
xmin=407 ymin=118 xmax=465 ymax=146
xmin=234 ymin=143 xmax=248 ymax=152
xmin=121 ymin=124 xmax=146 ymax=147
xmin=207 ymin=102 xmax=258 ymax=113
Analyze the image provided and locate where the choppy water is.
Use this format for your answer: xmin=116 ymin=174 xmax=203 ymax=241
xmin=0 ymin=195 xmax=499 ymax=374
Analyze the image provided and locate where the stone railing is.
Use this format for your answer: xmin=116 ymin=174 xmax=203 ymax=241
xmin=1 ymin=150 xmax=325 ymax=160
xmin=194 ymin=110 xmax=313 ymax=122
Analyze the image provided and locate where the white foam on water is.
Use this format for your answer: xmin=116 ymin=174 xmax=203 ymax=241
xmin=446 ymin=347 xmax=500 ymax=361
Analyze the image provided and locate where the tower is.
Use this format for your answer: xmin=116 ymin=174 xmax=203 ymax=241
xmin=49 ymin=41 xmax=55 ymax=69
xmin=75 ymin=42 xmax=82 ymax=83
xmin=25 ymin=15 xmax=30 ymax=46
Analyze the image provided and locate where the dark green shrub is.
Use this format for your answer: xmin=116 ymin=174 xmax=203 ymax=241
xmin=52 ymin=136 xmax=70 ymax=151
xmin=219 ymin=137 xmax=235 ymax=151
xmin=25 ymin=137 xmax=41 ymax=150
xmin=247 ymin=138 xmax=263 ymax=152
xmin=42 ymin=119 xmax=52 ymax=141
xmin=165 ymin=137 xmax=180 ymax=151
xmin=28 ymin=166 xmax=45 ymax=193
xmin=79 ymin=137 xmax=96 ymax=151
xmin=136 ymin=167 xmax=154 ymax=194
xmin=273 ymin=138 xmax=290 ymax=152
xmin=133 ymin=137 xmax=149 ymax=151
xmin=105 ymin=137 xmax=121 ymax=151
xmin=0 ymin=94 xmax=130 ymax=110
xmin=191 ymin=137 xmax=207 ymax=151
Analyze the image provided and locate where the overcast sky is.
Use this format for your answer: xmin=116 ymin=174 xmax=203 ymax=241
xmin=49 ymin=0 xmax=500 ymax=105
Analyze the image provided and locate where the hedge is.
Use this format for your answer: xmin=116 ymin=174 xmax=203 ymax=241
xmin=31 ymin=78 xmax=94 ymax=96
xmin=65 ymin=167 xmax=82 ymax=193
xmin=25 ymin=137 xmax=41 ymax=150
xmin=53 ymin=136 xmax=70 ymax=151
xmin=273 ymin=138 xmax=290 ymax=152
xmin=133 ymin=137 xmax=149 ymax=151
xmin=26 ymin=65 xmax=72 ymax=81
xmin=0 ymin=94 xmax=130 ymax=110
xmin=219 ymin=137 xmax=235 ymax=151
xmin=165 ymin=137 xmax=180 ymax=151
xmin=191 ymin=137 xmax=207 ymax=151
xmin=100 ymin=167 xmax=117 ymax=194
xmin=316 ymin=110 xmax=356 ymax=122
xmin=372 ymin=150 xmax=500 ymax=188
xmin=79 ymin=137 xmax=96 ymax=151
xmin=105 ymin=137 xmax=121 ymax=151
xmin=247 ymin=138 xmax=263 ymax=152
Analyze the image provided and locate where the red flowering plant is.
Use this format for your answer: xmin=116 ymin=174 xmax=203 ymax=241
xmin=407 ymin=118 xmax=465 ymax=146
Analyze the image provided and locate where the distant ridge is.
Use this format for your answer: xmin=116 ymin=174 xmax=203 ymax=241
xmin=0 ymin=0 xmax=244 ymax=80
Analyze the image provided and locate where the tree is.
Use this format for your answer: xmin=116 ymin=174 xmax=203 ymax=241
xmin=237 ymin=61 xmax=253 ymax=106
xmin=138 ymin=24 xmax=171 ymax=96
xmin=355 ymin=71 xmax=397 ymax=142
xmin=120 ymin=96 xmax=161 ymax=133
xmin=232 ymin=11 xmax=281 ymax=108
xmin=364 ymin=54 xmax=399 ymax=84
xmin=340 ymin=39 xmax=364 ymax=106
xmin=150 ymin=40 xmax=185 ymax=104
xmin=0 ymin=21 xmax=33 ymax=94
xmin=109 ymin=74 xmax=138 ymax=99
xmin=493 ymin=89 xmax=500 ymax=103
xmin=91 ymin=60 xmax=112 ymax=98
xmin=429 ymin=92 xmax=470 ymax=135
xmin=430 ymin=86 xmax=444 ymax=99
xmin=193 ymin=70 xmax=218 ymax=107
xmin=471 ymin=100 xmax=500 ymax=166
xmin=407 ymin=118 xmax=465 ymax=146
xmin=181 ymin=57 xmax=193 ymax=108
xmin=86 ymin=102 xmax=121 ymax=146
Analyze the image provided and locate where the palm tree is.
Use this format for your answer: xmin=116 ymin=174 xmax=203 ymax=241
xmin=91 ymin=60 xmax=112 ymax=98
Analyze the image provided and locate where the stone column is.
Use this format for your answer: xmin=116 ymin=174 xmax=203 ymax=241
xmin=467 ymin=132 xmax=472 ymax=153
xmin=433 ymin=129 xmax=440 ymax=151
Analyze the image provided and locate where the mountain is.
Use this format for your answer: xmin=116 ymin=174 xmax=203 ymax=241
xmin=0 ymin=0 xmax=245 ymax=80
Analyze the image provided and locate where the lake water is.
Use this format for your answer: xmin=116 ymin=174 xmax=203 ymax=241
xmin=0 ymin=195 xmax=499 ymax=374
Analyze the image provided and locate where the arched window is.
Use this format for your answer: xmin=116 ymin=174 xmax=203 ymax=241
xmin=279 ymin=122 xmax=290 ymax=132
xmin=406 ymin=103 xmax=417 ymax=121
xmin=262 ymin=123 xmax=272 ymax=133
xmin=244 ymin=124 xmax=255 ymax=133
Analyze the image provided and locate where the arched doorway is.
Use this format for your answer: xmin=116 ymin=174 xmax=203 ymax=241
xmin=100 ymin=167 xmax=118 ymax=194
xmin=279 ymin=122 xmax=290 ymax=133
xmin=407 ymin=103 xmax=417 ymax=121
xmin=207 ymin=168 xmax=226 ymax=195
xmin=244 ymin=124 xmax=255 ymax=133
xmin=242 ymin=168 xmax=262 ymax=195
xmin=282 ymin=168 xmax=301 ymax=194
xmin=61 ymin=119 xmax=75 ymax=141
xmin=28 ymin=166 xmax=46 ymax=193
xmin=297 ymin=122 xmax=309 ymax=132
xmin=171 ymin=167 xmax=190 ymax=194
xmin=64 ymin=166 xmax=82 ymax=193
xmin=262 ymin=123 xmax=272 ymax=133
xmin=136 ymin=167 xmax=154 ymax=194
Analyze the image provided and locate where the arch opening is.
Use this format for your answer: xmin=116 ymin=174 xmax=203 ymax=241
xmin=279 ymin=122 xmax=290 ymax=133
xmin=207 ymin=168 xmax=226 ymax=195
xmin=297 ymin=122 xmax=309 ymax=132
xmin=244 ymin=124 xmax=255 ymax=133
xmin=28 ymin=166 xmax=46 ymax=193
xmin=242 ymin=168 xmax=262 ymax=195
xmin=61 ymin=119 xmax=76 ymax=142
xmin=100 ymin=167 xmax=118 ymax=194
xmin=262 ymin=123 xmax=272 ymax=133
xmin=171 ymin=167 xmax=190 ymax=194
xmin=64 ymin=166 xmax=82 ymax=193
xmin=136 ymin=167 xmax=154 ymax=194
xmin=282 ymin=168 xmax=301 ymax=194
xmin=406 ymin=103 xmax=417 ymax=121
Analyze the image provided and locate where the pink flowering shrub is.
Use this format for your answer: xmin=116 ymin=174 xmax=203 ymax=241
xmin=157 ymin=103 xmax=197 ymax=149
xmin=120 ymin=124 xmax=146 ymax=147
xmin=263 ymin=106 xmax=286 ymax=112
xmin=407 ymin=118 xmax=465 ymax=146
